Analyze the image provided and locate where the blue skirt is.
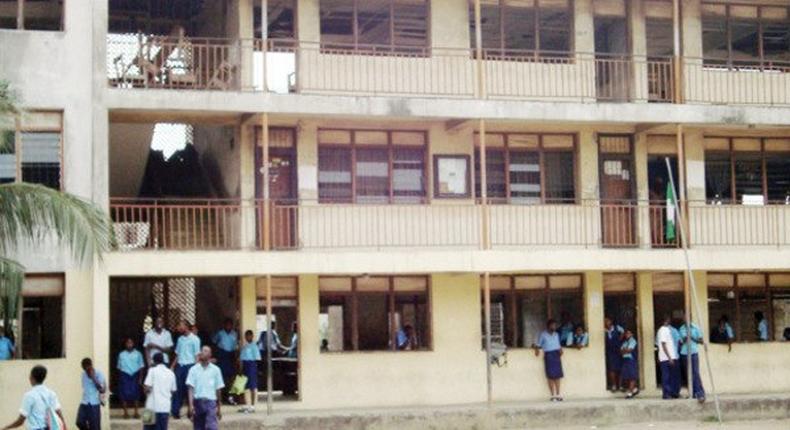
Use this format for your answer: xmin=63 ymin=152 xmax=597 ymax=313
xmin=217 ymin=349 xmax=235 ymax=380
xmin=242 ymin=361 xmax=258 ymax=390
xmin=544 ymin=350 xmax=564 ymax=380
xmin=621 ymin=357 xmax=638 ymax=381
xmin=118 ymin=371 xmax=141 ymax=401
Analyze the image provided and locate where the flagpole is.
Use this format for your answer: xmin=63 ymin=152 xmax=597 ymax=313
xmin=664 ymin=157 xmax=722 ymax=423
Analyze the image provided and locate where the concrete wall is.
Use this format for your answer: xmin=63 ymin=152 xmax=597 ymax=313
xmin=193 ymin=125 xmax=241 ymax=198
xmin=108 ymin=123 xmax=155 ymax=197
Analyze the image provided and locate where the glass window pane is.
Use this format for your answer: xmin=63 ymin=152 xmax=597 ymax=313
xmin=20 ymin=132 xmax=60 ymax=189
xmin=551 ymin=291 xmax=584 ymax=344
xmin=544 ymin=151 xmax=575 ymax=203
xmin=471 ymin=4 xmax=502 ymax=51
xmin=520 ymin=291 xmax=547 ymax=347
xmin=705 ymin=152 xmax=732 ymax=203
xmin=766 ymin=154 xmax=790 ymax=203
xmin=702 ymin=16 xmax=728 ymax=61
xmin=730 ymin=19 xmax=760 ymax=63
xmin=21 ymin=296 xmax=64 ymax=359
xmin=738 ymin=289 xmax=768 ymax=342
xmin=708 ymin=288 xmax=737 ymax=341
xmin=475 ymin=149 xmax=507 ymax=200
xmin=320 ymin=0 xmax=355 ymax=47
xmin=393 ymin=292 xmax=429 ymax=350
xmin=770 ymin=289 xmax=790 ymax=341
xmin=357 ymin=0 xmax=391 ymax=47
xmin=355 ymin=148 xmax=389 ymax=203
xmin=318 ymin=147 xmax=353 ymax=202
xmin=0 ymin=130 xmax=15 ymax=184
xmin=734 ymin=153 xmax=763 ymax=203
xmin=504 ymin=5 xmax=536 ymax=52
xmin=319 ymin=295 xmax=353 ymax=351
xmin=0 ymin=0 xmax=16 ymax=29
xmin=762 ymin=21 xmax=790 ymax=63
xmin=646 ymin=18 xmax=674 ymax=57
xmin=255 ymin=0 xmax=297 ymax=40
xmin=392 ymin=147 xmax=425 ymax=202
xmin=539 ymin=8 xmax=571 ymax=52
xmin=357 ymin=294 xmax=390 ymax=350
xmin=509 ymin=151 xmax=541 ymax=204
xmin=393 ymin=0 xmax=428 ymax=49
xmin=24 ymin=0 xmax=63 ymax=31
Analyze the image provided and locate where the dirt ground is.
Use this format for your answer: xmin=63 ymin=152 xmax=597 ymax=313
xmin=530 ymin=418 xmax=790 ymax=430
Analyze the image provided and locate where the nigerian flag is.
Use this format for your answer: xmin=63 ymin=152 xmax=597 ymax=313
xmin=665 ymin=182 xmax=676 ymax=241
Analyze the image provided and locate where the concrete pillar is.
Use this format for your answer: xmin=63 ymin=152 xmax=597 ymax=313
xmin=239 ymin=276 xmax=258 ymax=335
xmin=233 ymin=0 xmax=255 ymax=90
xmin=574 ymin=0 xmax=595 ymax=53
xmin=431 ymin=0 xmax=469 ymax=49
xmin=578 ymin=129 xmax=599 ymax=201
xmin=297 ymin=0 xmax=320 ymax=43
xmin=584 ymin=271 xmax=607 ymax=394
xmin=296 ymin=274 xmax=320 ymax=403
xmin=684 ymin=129 xmax=706 ymax=202
xmin=297 ymin=120 xmax=318 ymax=201
xmin=681 ymin=0 xmax=703 ymax=58
xmin=634 ymin=132 xmax=651 ymax=248
xmin=636 ymin=272 xmax=657 ymax=392
xmin=89 ymin=267 xmax=111 ymax=430
xmin=239 ymin=122 xmax=257 ymax=248
xmin=629 ymin=0 xmax=649 ymax=102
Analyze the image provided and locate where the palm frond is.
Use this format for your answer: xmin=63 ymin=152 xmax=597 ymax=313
xmin=0 ymin=183 xmax=115 ymax=265
xmin=0 ymin=79 xmax=18 ymax=116
xmin=0 ymin=256 xmax=24 ymax=327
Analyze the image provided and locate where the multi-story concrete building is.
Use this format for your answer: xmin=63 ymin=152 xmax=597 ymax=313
xmin=1 ymin=0 xmax=790 ymax=425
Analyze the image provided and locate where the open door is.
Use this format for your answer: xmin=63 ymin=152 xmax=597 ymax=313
xmin=648 ymin=155 xmax=679 ymax=248
xmin=599 ymin=135 xmax=637 ymax=247
xmin=256 ymin=128 xmax=298 ymax=249
xmin=595 ymin=14 xmax=631 ymax=101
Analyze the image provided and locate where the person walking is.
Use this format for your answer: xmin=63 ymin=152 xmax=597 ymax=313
xmin=187 ymin=346 xmax=225 ymax=430
xmin=656 ymin=315 xmax=680 ymax=399
xmin=679 ymin=316 xmax=706 ymax=403
xmin=143 ymin=352 xmax=177 ymax=430
xmin=76 ymin=358 xmax=106 ymax=430
xmin=2 ymin=365 xmax=66 ymax=430
xmin=171 ymin=320 xmax=201 ymax=419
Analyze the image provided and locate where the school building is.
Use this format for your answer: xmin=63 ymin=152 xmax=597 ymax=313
xmin=1 ymin=0 xmax=790 ymax=427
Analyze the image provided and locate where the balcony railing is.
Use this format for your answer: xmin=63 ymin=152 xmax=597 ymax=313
xmin=684 ymin=58 xmax=790 ymax=106
xmin=109 ymin=198 xmax=790 ymax=251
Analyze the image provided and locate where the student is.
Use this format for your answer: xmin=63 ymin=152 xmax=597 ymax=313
xmin=656 ymin=315 xmax=680 ymax=400
xmin=396 ymin=324 xmax=418 ymax=351
xmin=187 ymin=346 xmax=225 ymax=430
xmin=566 ymin=324 xmax=589 ymax=349
xmin=144 ymin=317 xmax=174 ymax=366
xmin=1 ymin=365 xmax=66 ymax=430
xmin=76 ymin=358 xmax=106 ymax=430
xmin=212 ymin=318 xmax=238 ymax=393
xmin=558 ymin=311 xmax=575 ymax=346
xmin=144 ymin=352 xmax=177 ymax=430
xmin=116 ymin=337 xmax=145 ymax=419
xmin=258 ymin=321 xmax=286 ymax=357
xmin=604 ymin=316 xmax=624 ymax=392
xmin=755 ymin=311 xmax=769 ymax=341
xmin=619 ymin=328 xmax=639 ymax=399
xmin=0 ymin=326 xmax=15 ymax=360
xmin=710 ymin=315 xmax=735 ymax=352
xmin=171 ymin=320 xmax=201 ymax=419
xmin=238 ymin=330 xmax=262 ymax=413
xmin=533 ymin=319 xmax=564 ymax=402
xmin=287 ymin=322 xmax=299 ymax=358
xmin=678 ymin=316 xmax=706 ymax=403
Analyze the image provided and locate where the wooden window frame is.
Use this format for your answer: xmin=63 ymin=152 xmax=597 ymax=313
xmin=319 ymin=275 xmax=432 ymax=353
xmin=254 ymin=0 xmax=299 ymax=42
xmin=319 ymin=0 xmax=432 ymax=55
xmin=6 ymin=273 xmax=67 ymax=360
xmin=317 ymin=128 xmax=429 ymax=204
xmin=481 ymin=274 xmax=585 ymax=349
xmin=473 ymin=132 xmax=578 ymax=204
xmin=704 ymin=136 xmax=790 ymax=204
xmin=432 ymin=154 xmax=471 ymax=199
xmin=2 ymin=111 xmax=64 ymax=191
xmin=2 ymin=0 xmax=64 ymax=31
xmin=701 ymin=2 xmax=790 ymax=69
xmin=708 ymin=271 xmax=790 ymax=343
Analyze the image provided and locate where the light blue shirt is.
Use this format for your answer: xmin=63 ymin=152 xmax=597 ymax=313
xmin=536 ymin=330 xmax=562 ymax=352
xmin=258 ymin=330 xmax=282 ymax=352
xmin=621 ymin=337 xmax=637 ymax=359
xmin=20 ymin=384 xmax=60 ymax=430
xmin=723 ymin=323 xmax=734 ymax=340
xmin=239 ymin=343 xmax=261 ymax=362
xmin=758 ymin=319 xmax=769 ymax=341
xmin=186 ymin=362 xmax=225 ymax=400
xmin=559 ymin=323 xmax=574 ymax=345
xmin=0 ymin=336 xmax=14 ymax=360
xmin=175 ymin=334 xmax=201 ymax=366
xmin=212 ymin=329 xmax=238 ymax=353
xmin=606 ymin=325 xmax=624 ymax=341
xmin=288 ymin=333 xmax=298 ymax=357
xmin=81 ymin=370 xmax=106 ymax=406
xmin=117 ymin=349 xmax=145 ymax=376
xmin=566 ymin=332 xmax=589 ymax=347
xmin=679 ymin=323 xmax=704 ymax=355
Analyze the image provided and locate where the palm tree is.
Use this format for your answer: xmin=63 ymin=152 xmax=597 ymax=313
xmin=0 ymin=79 xmax=113 ymax=330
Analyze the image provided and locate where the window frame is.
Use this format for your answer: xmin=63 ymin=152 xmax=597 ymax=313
xmin=2 ymin=273 xmax=66 ymax=360
xmin=704 ymin=136 xmax=790 ymax=204
xmin=254 ymin=0 xmax=298 ymax=42
xmin=701 ymin=2 xmax=790 ymax=69
xmin=481 ymin=274 xmax=585 ymax=349
xmin=708 ymin=272 xmax=789 ymax=343
xmin=473 ymin=132 xmax=578 ymax=204
xmin=318 ymin=275 xmax=432 ymax=353
xmin=319 ymin=0 xmax=431 ymax=54
xmin=317 ymin=128 xmax=429 ymax=204
xmin=1 ymin=111 xmax=63 ymax=191
xmin=1 ymin=0 xmax=65 ymax=31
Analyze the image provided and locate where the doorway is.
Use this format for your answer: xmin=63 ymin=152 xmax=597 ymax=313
xmin=599 ymin=135 xmax=637 ymax=247
xmin=603 ymin=273 xmax=640 ymax=389
xmin=255 ymin=277 xmax=300 ymax=400
xmin=648 ymin=155 xmax=679 ymax=248
xmin=652 ymin=272 xmax=685 ymax=388
xmin=256 ymin=127 xmax=298 ymax=249
xmin=595 ymin=15 xmax=631 ymax=101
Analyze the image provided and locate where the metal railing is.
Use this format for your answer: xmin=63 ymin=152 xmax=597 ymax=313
xmin=688 ymin=201 xmax=790 ymax=247
xmin=683 ymin=57 xmax=790 ymax=106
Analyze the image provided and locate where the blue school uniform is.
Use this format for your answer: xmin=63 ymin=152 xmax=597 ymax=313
xmin=117 ymin=348 xmax=145 ymax=402
xmin=619 ymin=337 xmax=638 ymax=381
xmin=566 ymin=332 xmax=589 ymax=347
xmin=679 ymin=323 xmax=706 ymax=399
xmin=0 ymin=335 xmax=15 ymax=360
xmin=212 ymin=329 xmax=238 ymax=381
xmin=239 ymin=343 xmax=261 ymax=390
xmin=605 ymin=325 xmax=624 ymax=372
xmin=559 ymin=323 xmax=574 ymax=346
xmin=757 ymin=319 xmax=769 ymax=341
xmin=536 ymin=330 xmax=563 ymax=379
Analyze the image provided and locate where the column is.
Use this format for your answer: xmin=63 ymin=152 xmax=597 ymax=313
xmin=239 ymin=277 xmax=258 ymax=335
xmin=634 ymin=132 xmax=651 ymax=248
xmin=297 ymin=120 xmax=319 ymax=201
xmin=584 ymin=271 xmax=607 ymax=394
xmin=231 ymin=0 xmax=255 ymax=90
xmin=636 ymin=272 xmax=657 ymax=392
xmin=629 ymin=0 xmax=650 ymax=102
xmin=574 ymin=0 xmax=596 ymax=101
xmin=239 ymin=121 xmax=257 ymax=248
xmin=296 ymin=274 xmax=320 ymax=404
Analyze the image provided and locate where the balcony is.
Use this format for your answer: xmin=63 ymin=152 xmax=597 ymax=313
xmin=108 ymin=198 xmax=790 ymax=252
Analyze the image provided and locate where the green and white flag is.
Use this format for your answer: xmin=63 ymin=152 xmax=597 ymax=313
xmin=665 ymin=181 xmax=676 ymax=241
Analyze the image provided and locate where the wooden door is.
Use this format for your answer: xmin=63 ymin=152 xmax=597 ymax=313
xmin=599 ymin=135 xmax=636 ymax=247
xmin=256 ymin=128 xmax=298 ymax=249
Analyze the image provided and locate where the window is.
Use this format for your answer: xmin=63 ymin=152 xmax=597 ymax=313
xmin=481 ymin=274 xmax=584 ymax=348
xmin=0 ymin=0 xmax=63 ymax=31
xmin=318 ymin=276 xmax=431 ymax=352
xmin=708 ymin=273 xmax=790 ymax=342
xmin=704 ymin=137 xmax=790 ymax=204
xmin=469 ymin=0 xmax=573 ymax=57
xmin=0 ymin=111 xmax=62 ymax=190
xmin=0 ymin=275 xmax=65 ymax=359
xmin=319 ymin=0 xmax=429 ymax=53
xmin=254 ymin=0 xmax=296 ymax=40
xmin=318 ymin=129 xmax=427 ymax=203
xmin=474 ymin=133 xmax=576 ymax=204
xmin=702 ymin=3 xmax=790 ymax=66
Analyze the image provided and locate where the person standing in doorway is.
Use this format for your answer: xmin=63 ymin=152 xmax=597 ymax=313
xmin=143 ymin=352 xmax=177 ymax=430
xmin=1 ymin=365 xmax=66 ymax=430
xmin=171 ymin=320 xmax=201 ymax=419
xmin=238 ymin=330 xmax=261 ymax=413
xmin=187 ymin=346 xmax=225 ymax=430
xmin=679 ymin=315 xmax=706 ymax=403
xmin=117 ymin=337 xmax=145 ymax=419
xmin=0 ymin=326 xmax=15 ymax=360
xmin=755 ymin=311 xmax=769 ymax=341
xmin=656 ymin=315 xmax=680 ymax=399
xmin=619 ymin=328 xmax=639 ymax=399
xmin=212 ymin=318 xmax=238 ymax=401
xmin=144 ymin=317 xmax=174 ymax=367
xmin=604 ymin=316 xmax=624 ymax=392
xmin=76 ymin=358 xmax=106 ymax=430
xmin=533 ymin=319 xmax=564 ymax=402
